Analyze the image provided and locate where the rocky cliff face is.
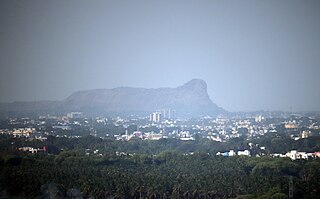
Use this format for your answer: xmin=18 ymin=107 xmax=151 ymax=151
xmin=0 ymin=79 xmax=224 ymax=117
xmin=62 ymin=79 xmax=223 ymax=117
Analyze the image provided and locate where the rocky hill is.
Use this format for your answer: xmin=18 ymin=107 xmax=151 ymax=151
xmin=0 ymin=79 xmax=224 ymax=117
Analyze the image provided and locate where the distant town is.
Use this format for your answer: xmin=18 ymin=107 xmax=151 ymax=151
xmin=1 ymin=110 xmax=320 ymax=160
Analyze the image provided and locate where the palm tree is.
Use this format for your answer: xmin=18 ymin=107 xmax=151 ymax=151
xmin=183 ymin=191 xmax=191 ymax=199
xmin=172 ymin=185 xmax=182 ymax=199
xmin=192 ymin=189 xmax=199 ymax=199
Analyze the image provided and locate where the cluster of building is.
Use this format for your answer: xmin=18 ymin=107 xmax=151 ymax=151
xmin=1 ymin=111 xmax=320 ymax=159
xmin=0 ymin=128 xmax=36 ymax=137
xmin=271 ymin=150 xmax=320 ymax=160
xmin=149 ymin=109 xmax=175 ymax=123
xmin=18 ymin=146 xmax=48 ymax=154
xmin=1 ymin=111 xmax=319 ymax=143
xmin=216 ymin=149 xmax=320 ymax=160
xmin=216 ymin=150 xmax=251 ymax=157
xmin=205 ymin=114 xmax=320 ymax=142
xmin=114 ymin=129 xmax=197 ymax=141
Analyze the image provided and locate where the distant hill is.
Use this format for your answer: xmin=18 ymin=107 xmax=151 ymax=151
xmin=0 ymin=79 xmax=225 ymax=118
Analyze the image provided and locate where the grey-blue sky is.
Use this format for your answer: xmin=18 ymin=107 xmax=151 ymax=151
xmin=0 ymin=0 xmax=320 ymax=112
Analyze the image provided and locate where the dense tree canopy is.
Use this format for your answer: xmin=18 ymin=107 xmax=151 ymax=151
xmin=0 ymin=135 xmax=319 ymax=198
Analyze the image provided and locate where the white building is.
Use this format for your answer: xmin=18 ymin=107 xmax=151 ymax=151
xmin=12 ymin=128 xmax=35 ymax=137
xmin=145 ymin=133 xmax=163 ymax=140
xmin=67 ymin=112 xmax=83 ymax=119
xmin=160 ymin=109 xmax=175 ymax=120
xmin=150 ymin=112 xmax=161 ymax=123
xmin=237 ymin=150 xmax=251 ymax=156
xmin=180 ymin=137 xmax=194 ymax=141
xmin=285 ymin=150 xmax=310 ymax=160
xmin=229 ymin=150 xmax=236 ymax=156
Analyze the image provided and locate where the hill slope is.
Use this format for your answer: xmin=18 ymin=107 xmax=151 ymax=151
xmin=0 ymin=79 xmax=224 ymax=117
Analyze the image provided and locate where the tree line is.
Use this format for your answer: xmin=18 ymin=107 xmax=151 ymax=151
xmin=0 ymin=134 xmax=320 ymax=198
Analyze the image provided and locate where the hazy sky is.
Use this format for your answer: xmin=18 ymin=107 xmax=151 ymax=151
xmin=1 ymin=0 xmax=320 ymax=112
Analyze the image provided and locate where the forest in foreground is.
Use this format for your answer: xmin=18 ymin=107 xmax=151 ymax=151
xmin=0 ymin=135 xmax=319 ymax=199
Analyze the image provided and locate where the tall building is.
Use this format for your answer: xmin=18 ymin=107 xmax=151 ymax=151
xmin=160 ymin=109 xmax=175 ymax=120
xmin=150 ymin=112 xmax=161 ymax=123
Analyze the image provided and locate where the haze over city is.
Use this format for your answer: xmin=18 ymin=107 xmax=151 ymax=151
xmin=1 ymin=0 xmax=320 ymax=112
